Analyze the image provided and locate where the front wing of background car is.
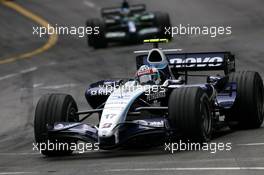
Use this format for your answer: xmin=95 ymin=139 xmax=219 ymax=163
xmin=105 ymin=27 xmax=159 ymax=42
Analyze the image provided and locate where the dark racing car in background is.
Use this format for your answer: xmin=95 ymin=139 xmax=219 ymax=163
xmin=86 ymin=0 xmax=172 ymax=49
xmin=34 ymin=39 xmax=264 ymax=156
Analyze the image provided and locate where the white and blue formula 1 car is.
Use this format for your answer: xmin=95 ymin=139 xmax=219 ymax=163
xmin=34 ymin=39 xmax=264 ymax=156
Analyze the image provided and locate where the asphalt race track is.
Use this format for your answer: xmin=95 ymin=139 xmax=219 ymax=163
xmin=0 ymin=0 xmax=264 ymax=174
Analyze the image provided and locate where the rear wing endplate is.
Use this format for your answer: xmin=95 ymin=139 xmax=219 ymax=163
xmin=101 ymin=4 xmax=146 ymax=16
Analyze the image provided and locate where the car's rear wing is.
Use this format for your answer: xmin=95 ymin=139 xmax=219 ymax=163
xmin=101 ymin=4 xmax=146 ymax=17
xmin=136 ymin=52 xmax=235 ymax=75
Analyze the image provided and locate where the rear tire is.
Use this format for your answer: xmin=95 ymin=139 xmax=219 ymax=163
xmin=228 ymin=71 xmax=264 ymax=129
xmin=154 ymin=12 xmax=172 ymax=40
xmin=86 ymin=18 xmax=108 ymax=49
xmin=34 ymin=94 xmax=79 ymax=156
xmin=168 ymin=87 xmax=212 ymax=142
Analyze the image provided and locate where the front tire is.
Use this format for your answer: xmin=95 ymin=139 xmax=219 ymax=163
xmin=228 ymin=71 xmax=264 ymax=129
xmin=86 ymin=18 xmax=108 ymax=49
xmin=34 ymin=94 xmax=79 ymax=156
xmin=168 ymin=87 xmax=212 ymax=142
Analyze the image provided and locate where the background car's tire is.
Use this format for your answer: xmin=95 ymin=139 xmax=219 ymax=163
xmin=168 ymin=87 xmax=212 ymax=142
xmin=86 ymin=19 xmax=94 ymax=47
xmin=228 ymin=71 xmax=264 ymax=129
xmin=86 ymin=18 xmax=108 ymax=49
xmin=154 ymin=12 xmax=172 ymax=40
xmin=34 ymin=94 xmax=79 ymax=156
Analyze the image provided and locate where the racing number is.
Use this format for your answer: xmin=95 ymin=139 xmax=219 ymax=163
xmin=104 ymin=114 xmax=117 ymax=119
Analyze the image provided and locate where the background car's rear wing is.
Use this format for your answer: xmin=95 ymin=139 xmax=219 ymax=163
xmin=136 ymin=52 xmax=235 ymax=75
xmin=101 ymin=4 xmax=146 ymax=17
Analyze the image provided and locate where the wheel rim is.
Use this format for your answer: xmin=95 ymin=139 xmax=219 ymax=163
xmin=256 ymin=84 xmax=264 ymax=122
xmin=67 ymin=102 xmax=77 ymax=122
xmin=201 ymin=103 xmax=211 ymax=137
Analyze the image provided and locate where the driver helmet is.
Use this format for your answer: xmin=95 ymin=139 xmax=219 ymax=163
xmin=121 ymin=1 xmax=130 ymax=16
xmin=136 ymin=65 xmax=161 ymax=85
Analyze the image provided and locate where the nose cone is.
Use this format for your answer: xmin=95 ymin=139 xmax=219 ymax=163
xmin=98 ymin=128 xmax=117 ymax=147
xmin=98 ymin=129 xmax=113 ymax=138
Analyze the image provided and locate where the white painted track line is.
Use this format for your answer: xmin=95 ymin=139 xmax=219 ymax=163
xmin=237 ymin=142 xmax=264 ymax=146
xmin=0 ymin=172 xmax=37 ymax=175
xmin=106 ymin=167 xmax=264 ymax=172
xmin=0 ymin=67 xmax=37 ymax=81
xmin=83 ymin=0 xmax=99 ymax=10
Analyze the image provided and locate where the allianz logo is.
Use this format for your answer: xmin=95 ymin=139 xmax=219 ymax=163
xmin=134 ymin=120 xmax=164 ymax=127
